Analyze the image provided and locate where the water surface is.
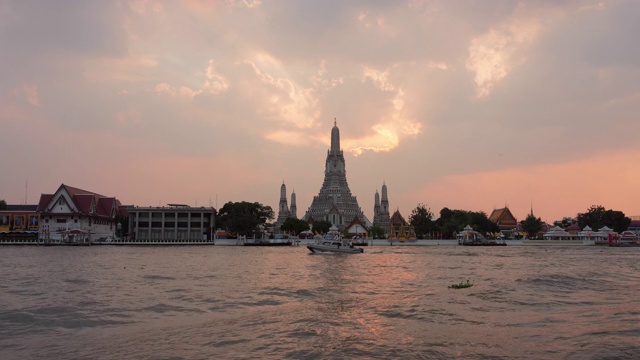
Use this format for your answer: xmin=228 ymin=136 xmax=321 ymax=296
xmin=0 ymin=246 xmax=638 ymax=359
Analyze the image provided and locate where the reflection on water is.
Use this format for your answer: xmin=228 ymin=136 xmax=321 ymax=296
xmin=0 ymin=246 xmax=639 ymax=359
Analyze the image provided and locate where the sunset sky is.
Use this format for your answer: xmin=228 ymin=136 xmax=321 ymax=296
xmin=1 ymin=0 xmax=639 ymax=224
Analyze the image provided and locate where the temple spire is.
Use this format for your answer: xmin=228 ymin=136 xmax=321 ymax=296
xmin=330 ymin=119 xmax=340 ymax=154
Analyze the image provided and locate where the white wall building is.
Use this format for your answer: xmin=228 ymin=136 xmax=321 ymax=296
xmin=36 ymin=184 xmax=123 ymax=244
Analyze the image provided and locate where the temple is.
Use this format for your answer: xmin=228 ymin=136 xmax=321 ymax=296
xmin=303 ymin=120 xmax=371 ymax=230
xmin=275 ymin=182 xmax=296 ymax=230
xmin=387 ymin=209 xmax=416 ymax=240
xmin=373 ymin=182 xmax=391 ymax=231
xmin=488 ymin=207 xmax=518 ymax=232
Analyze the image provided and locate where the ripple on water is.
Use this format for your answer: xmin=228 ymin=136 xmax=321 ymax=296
xmin=517 ymin=273 xmax=600 ymax=291
xmin=63 ymin=278 xmax=91 ymax=285
xmin=143 ymin=303 xmax=204 ymax=314
xmin=141 ymin=274 xmax=176 ymax=281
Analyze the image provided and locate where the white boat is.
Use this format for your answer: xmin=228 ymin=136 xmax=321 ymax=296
xmin=307 ymin=225 xmax=364 ymax=254
xmin=307 ymin=239 xmax=364 ymax=254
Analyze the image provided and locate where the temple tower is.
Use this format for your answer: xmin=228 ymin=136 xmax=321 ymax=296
xmin=303 ymin=120 xmax=371 ymax=230
xmin=290 ymin=190 xmax=297 ymax=219
xmin=373 ymin=182 xmax=391 ymax=230
xmin=381 ymin=182 xmax=390 ymax=215
xmin=275 ymin=182 xmax=291 ymax=230
xmin=373 ymin=190 xmax=381 ymax=222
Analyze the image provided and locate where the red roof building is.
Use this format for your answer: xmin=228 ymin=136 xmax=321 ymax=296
xmin=36 ymin=184 xmax=124 ymax=243
xmin=488 ymin=207 xmax=518 ymax=231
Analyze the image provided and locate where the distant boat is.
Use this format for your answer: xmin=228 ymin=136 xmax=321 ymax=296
xmin=307 ymin=239 xmax=364 ymax=254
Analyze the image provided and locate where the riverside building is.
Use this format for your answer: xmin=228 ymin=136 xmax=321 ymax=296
xmin=303 ymin=120 xmax=371 ymax=230
xmin=36 ymin=184 xmax=123 ymax=244
xmin=127 ymin=204 xmax=215 ymax=243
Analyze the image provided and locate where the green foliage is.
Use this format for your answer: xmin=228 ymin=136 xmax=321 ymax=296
xmin=436 ymin=207 xmax=498 ymax=239
xmin=311 ymin=220 xmax=332 ymax=234
xmin=449 ymin=280 xmax=473 ymax=289
xmin=409 ymin=203 xmax=436 ymax=239
xmin=553 ymin=217 xmax=575 ymax=228
xmin=114 ymin=213 xmax=129 ymax=238
xmin=281 ymin=217 xmax=310 ymax=234
xmin=216 ymin=201 xmax=274 ymax=237
xmin=577 ymin=205 xmax=631 ymax=233
xmin=0 ymin=199 xmax=6 ymax=210
xmin=521 ymin=213 xmax=543 ymax=238
xmin=368 ymin=225 xmax=386 ymax=239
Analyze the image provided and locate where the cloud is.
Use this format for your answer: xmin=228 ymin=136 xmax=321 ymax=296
xmin=84 ymin=54 xmax=159 ymax=83
xmin=128 ymin=0 xmax=165 ymax=15
xmin=13 ymin=84 xmax=39 ymax=107
xmin=264 ymin=130 xmax=310 ymax=146
xmin=154 ymin=59 xmax=229 ymax=98
xmin=155 ymin=83 xmax=202 ymax=98
xmin=116 ymin=109 xmax=143 ymax=126
xmin=346 ymin=109 xmax=422 ymax=156
xmin=363 ymin=66 xmax=396 ymax=92
xmin=466 ymin=17 xmax=542 ymax=98
xmin=242 ymin=52 xmax=321 ymax=130
xmin=205 ymin=60 xmax=230 ymax=94
xmin=2 ymin=0 xmax=639 ymax=224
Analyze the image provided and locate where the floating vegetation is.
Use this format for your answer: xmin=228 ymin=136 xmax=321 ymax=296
xmin=449 ymin=280 xmax=473 ymax=289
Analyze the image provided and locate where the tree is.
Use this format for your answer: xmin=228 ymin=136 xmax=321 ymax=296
xmin=521 ymin=213 xmax=543 ymax=239
xmin=409 ymin=203 xmax=436 ymax=239
xmin=0 ymin=199 xmax=6 ymax=210
xmin=468 ymin=211 xmax=498 ymax=236
xmin=435 ymin=207 xmax=498 ymax=239
xmin=311 ymin=220 xmax=332 ymax=234
xmin=114 ymin=212 xmax=129 ymax=239
xmin=577 ymin=205 xmax=631 ymax=233
xmin=281 ymin=217 xmax=310 ymax=235
xmin=553 ymin=217 xmax=575 ymax=228
xmin=216 ymin=201 xmax=274 ymax=237
xmin=368 ymin=225 xmax=386 ymax=239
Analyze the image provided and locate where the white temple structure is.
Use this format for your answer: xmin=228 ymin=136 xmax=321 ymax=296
xmin=303 ymin=120 xmax=371 ymax=230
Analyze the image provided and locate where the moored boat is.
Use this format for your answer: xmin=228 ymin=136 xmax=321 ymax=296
xmin=457 ymin=225 xmax=506 ymax=246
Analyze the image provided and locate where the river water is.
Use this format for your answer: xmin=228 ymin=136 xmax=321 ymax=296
xmin=0 ymin=245 xmax=638 ymax=359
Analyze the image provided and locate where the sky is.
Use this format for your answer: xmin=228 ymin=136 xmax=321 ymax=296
xmin=1 ymin=0 xmax=639 ymax=224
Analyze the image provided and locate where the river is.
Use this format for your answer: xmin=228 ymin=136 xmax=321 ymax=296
xmin=0 ymin=245 xmax=638 ymax=359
